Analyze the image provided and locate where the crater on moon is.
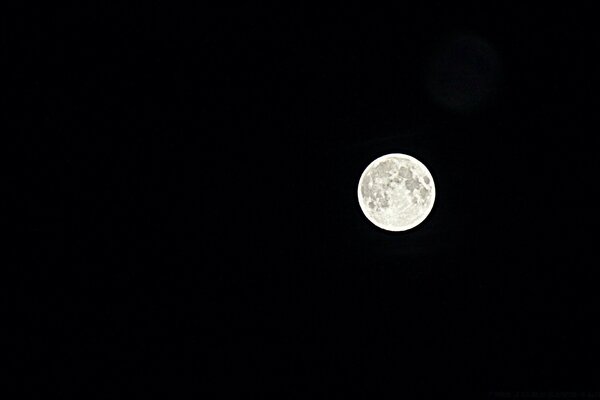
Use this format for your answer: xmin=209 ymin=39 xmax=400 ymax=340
xmin=358 ymin=153 xmax=435 ymax=231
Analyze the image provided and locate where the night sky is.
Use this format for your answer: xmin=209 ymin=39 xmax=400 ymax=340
xmin=10 ymin=3 xmax=600 ymax=396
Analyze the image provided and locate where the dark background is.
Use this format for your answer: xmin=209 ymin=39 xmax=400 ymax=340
xmin=9 ymin=2 xmax=600 ymax=396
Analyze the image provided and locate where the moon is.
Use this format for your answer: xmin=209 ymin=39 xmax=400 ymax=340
xmin=357 ymin=153 xmax=436 ymax=231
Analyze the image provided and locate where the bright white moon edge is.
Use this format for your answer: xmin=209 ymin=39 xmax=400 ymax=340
xmin=357 ymin=153 xmax=436 ymax=232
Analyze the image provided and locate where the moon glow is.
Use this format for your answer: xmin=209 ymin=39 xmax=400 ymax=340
xmin=357 ymin=153 xmax=436 ymax=231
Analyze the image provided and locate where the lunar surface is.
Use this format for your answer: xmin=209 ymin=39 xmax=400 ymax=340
xmin=357 ymin=153 xmax=435 ymax=231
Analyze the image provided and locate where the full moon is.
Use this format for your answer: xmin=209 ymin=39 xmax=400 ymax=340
xmin=357 ymin=153 xmax=436 ymax=231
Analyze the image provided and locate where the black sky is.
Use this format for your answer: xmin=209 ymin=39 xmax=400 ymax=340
xmin=10 ymin=2 xmax=600 ymax=396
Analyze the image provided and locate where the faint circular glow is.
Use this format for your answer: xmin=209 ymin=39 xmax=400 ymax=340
xmin=426 ymin=34 xmax=500 ymax=112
